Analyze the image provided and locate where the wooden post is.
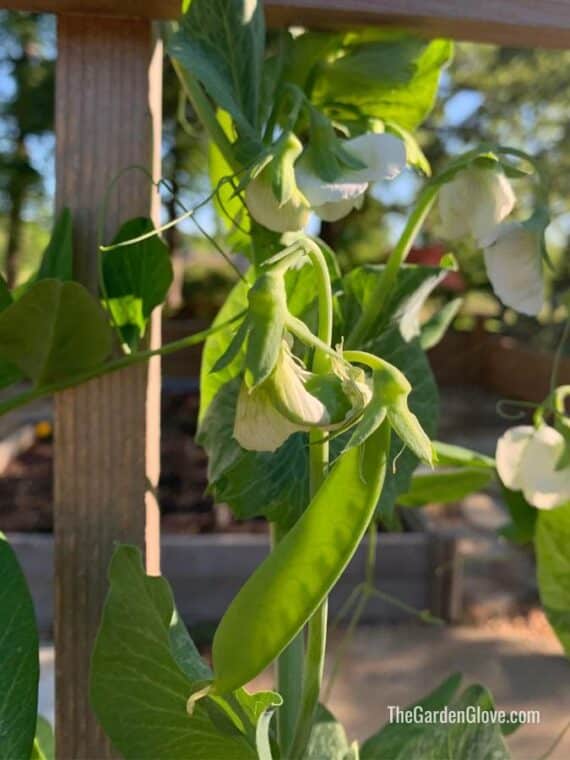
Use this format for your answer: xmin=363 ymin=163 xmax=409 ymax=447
xmin=53 ymin=15 xmax=162 ymax=758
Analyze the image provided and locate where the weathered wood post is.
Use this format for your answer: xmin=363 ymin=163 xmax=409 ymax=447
xmin=52 ymin=16 xmax=163 ymax=757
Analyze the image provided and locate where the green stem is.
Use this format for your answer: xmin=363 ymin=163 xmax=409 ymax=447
xmin=346 ymin=183 xmax=439 ymax=348
xmin=0 ymin=312 xmax=244 ymax=418
xmin=272 ymin=523 xmax=305 ymax=754
xmin=288 ymin=240 xmax=333 ymax=759
xmin=171 ymin=58 xmax=238 ymax=172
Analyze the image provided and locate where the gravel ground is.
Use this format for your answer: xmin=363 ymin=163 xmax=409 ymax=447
xmin=40 ymin=617 xmax=570 ymax=759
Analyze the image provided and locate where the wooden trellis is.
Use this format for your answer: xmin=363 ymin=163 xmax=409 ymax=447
xmin=1 ymin=0 xmax=570 ymax=757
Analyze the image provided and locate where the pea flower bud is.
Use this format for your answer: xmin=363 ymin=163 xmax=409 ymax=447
xmin=482 ymin=222 xmax=545 ymax=316
xmin=496 ymin=425 xmax=570 ymax=509
xmin=245 ymin=134 xmax=310 ymax=233
xmin=234 ymin=342 xmax=371 ymax=453
xmin=439 ymin=166 xmax=515 ymax=245
xmin=296 ymin=132 xmax=407 ymax=222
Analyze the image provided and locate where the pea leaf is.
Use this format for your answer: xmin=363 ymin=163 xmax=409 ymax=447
xmin=35 ymin=207 xmax=73 ymax=283
xmin=361 ymin=675 xmax=510 ymax=759
xmin=310 ymin=34 xmax=453 ymax=131
xmin=198 ymin=376 xmax=310 ymax=529
xmin=305 ymin=706 xmax=357 ymax=760
xmin=0 ymin=279 xmax=113 ymax=386
xmin=535 ymin=504 xmax=570 ymax=657
xmin=90 ymin=545 xmax=276 ymax=760
xmin=342 ymin=263 xmax=449 ymax=344
xmin=420 ymin=297 xmax=462 ymax=351
xmin=102 ymin=217 xmax=173 ymax=350
xmin=0 ymin=532 xmax=39 ymax=760
xmin=398 ymin=468 xmax=495 ymax=507
xmin=31 ymin=717 xmax=54 ymax=760
xmin=499 ymin=486 xmax=537 ymax=546
xmin=168 ymin=0 xmax=265 ymax=138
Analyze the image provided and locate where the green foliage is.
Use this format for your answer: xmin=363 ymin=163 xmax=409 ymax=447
xmin=499 ymin=487 xmax=538 ymax=545
xmin=169 ymin=0 xmax=265 ymax=140
xmin=212 ymin=422 xmax=390 ymax=693
xmin=31 ymin=717 xmax=54 ymax=760
xmin=399 ymin=441 xmax=496 ymax=507
xmin=102 ymin=218 xmax=173 ymax=350
xmin=361 ymin=674 xmax=510 ymax=759
xmin=305 ymin=706 xmax=357 ymax=760
xmin=0 ymin=533 xmax=39 ymax=760
xmin=0 ymin=279 xmax=113 ymax=386
xmin=34 ymin=208 xmax=73 ymax=283
xmin=535 ymin=504 xmax=570 ymax=657
xmin=399 ymin=468 xmax=495 ymax=507
xmin=308 ymin=34 xmax=453 ymax=131
xmin=90 ymin=545 xmax=280 ymax=760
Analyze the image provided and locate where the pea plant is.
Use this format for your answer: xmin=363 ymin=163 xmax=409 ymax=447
xmin=0 ymin=1 xmax=569 ymax=758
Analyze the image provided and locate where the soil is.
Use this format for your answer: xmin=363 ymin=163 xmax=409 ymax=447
xmin=0 ymin=390 xmax=269 ymax=535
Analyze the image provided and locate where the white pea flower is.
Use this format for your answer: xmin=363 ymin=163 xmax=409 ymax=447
xmin=439 ymin=166 xmax=515 ymax=245
xmin=234 ymin=342 xmax=371 ymax=452
xmin=245 ymin=170 xmax=310 ymax=233
xmin=483 ymin=222 xmax=545 ymax=316
xmin=496 ymin=425 xmax=570 ymax=510
xmin=296 ymin=132 xmax=407 ymax=222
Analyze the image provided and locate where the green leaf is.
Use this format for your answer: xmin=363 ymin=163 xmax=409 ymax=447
xmin=0 ymin=280 xmax=113 ymax=386
xmin=305 ymin=706 xmax=356 ymax=760
xmin=310 ymin=34 xmax=453 ymax=130
xmin=198 ymin=376 xmax=310 ymax=529
xmin=90 ymin=545 xmax=274 ymax=759
xmin=499 ymin=486 xmax=537 ymax=545
xmin=399 ymin=468 xmax=495 ymax=507
xmin=361 ymin=675 xmax=510 ymax=760
xmin=535 ymin=503 xmax=570 ymax=657
xmin=0 ymin=532 xmax=39 ymax=760
xmin=102 ymin=217 xmax=173 ymax=351
xmin=432 ymin=441 xmax=495 ymax=469
xmin=169 ymin=0 xmax=265 ymax=137
xmin=35 ymin=207 xmax=73 ymax=283
xmin=200 ymin=277 xmax=251 ymax=422
xmin=342 ymin=263 xmax=449 ymax=343
xmin=209 ymin=110 xmax=252 ymax=249
xmin=31 ymin=717 xmax=54 ymax=760
xmin=420 ymin=297 xmax=462 ymax=350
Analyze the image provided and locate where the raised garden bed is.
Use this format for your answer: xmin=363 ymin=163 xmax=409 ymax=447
xmin=9 ymin=529 xmax=458 ymax=637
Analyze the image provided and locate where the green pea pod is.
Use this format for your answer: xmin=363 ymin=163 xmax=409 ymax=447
xmin=212 ymin=421 xmax=391 ymax=694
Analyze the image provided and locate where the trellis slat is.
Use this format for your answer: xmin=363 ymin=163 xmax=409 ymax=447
xmin=53 ymin=14 xmax=162 ymax=758
xmin=3 ymin=0 xmax=570 ymax=48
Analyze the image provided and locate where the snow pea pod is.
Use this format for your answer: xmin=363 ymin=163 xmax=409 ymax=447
xmin=212 ymin=421 xmax=391 ymax=694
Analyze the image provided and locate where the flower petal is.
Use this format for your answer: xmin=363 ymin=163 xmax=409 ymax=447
xmin=268 ymin=346 xmax=329 ymax=426
xmin=483 ymin=222 xmax=545 ymax=316
xmin=342 ymin=132 xmax=407 ymax=183
xmin=439 ymin=167 xmax=515 ymax=244
xmin=295 ymin=133 xmax=406 ymax=209
xmin=496 ymin=425 xmax=534 ymax=491
xmin=312 ymin=195 xmax=365 ymax=222
xmin=233 ymin=382 xmax=303 ymax=452
xmin=519 ymin=426 xmax=570 ymax=510
xmin=296 ymin=161 xmax=368 ymax=206
xmin=245 ymin=174 xmax=309 ymax=233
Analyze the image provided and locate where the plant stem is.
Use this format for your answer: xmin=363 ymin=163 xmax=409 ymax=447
xmin=170 ymin=58 xmax=238 ymax=172
xmin=271 ymin=523 xmax=305 ymax=754
xmin=346 ymin=183 xmax=439 ymax=348
xmin=288 ymin=240 xmax=333 ymax=759
xmin=0 ymin=312 xmax=244 ymax=418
